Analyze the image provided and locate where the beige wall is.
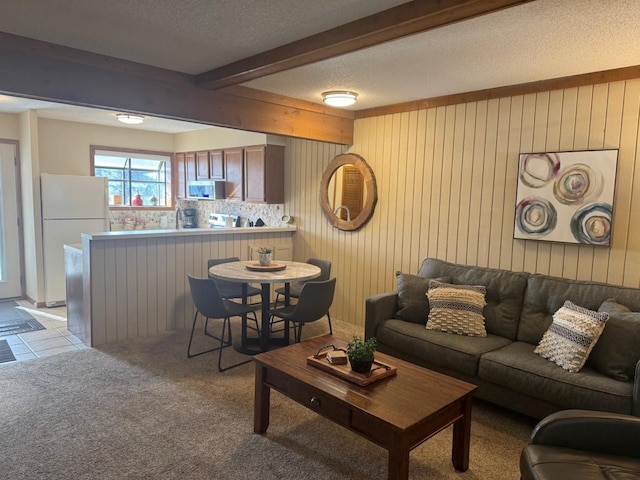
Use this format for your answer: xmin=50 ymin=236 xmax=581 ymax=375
xmin=286 ymin=79 xmax=640 ymax=327
xmin=173 ymin=126 xmax=267 ymax=152
xmin=19 ymin=110 xmax=44 ymax=302
xmin=0 ymin=112 xmax=19 ymax=140
xmin=38 ymin=118 xmax=175 ymax=174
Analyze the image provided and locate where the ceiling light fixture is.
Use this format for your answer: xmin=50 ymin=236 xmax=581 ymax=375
xmin=322 ymin=91 xmax=358 ymax=108
xmin=116 ymin=113 xmax=145 ymax=125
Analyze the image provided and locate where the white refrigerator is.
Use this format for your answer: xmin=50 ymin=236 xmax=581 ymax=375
xmin=41 ymin=174 xmax=109 ymax=306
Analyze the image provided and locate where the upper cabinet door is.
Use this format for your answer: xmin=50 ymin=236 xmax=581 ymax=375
xmin=185 ymin=152 xmax=197 ymax=183
xmin=209 ymin=150 xmax=224 ymax=179
xmin=244 ymin=146 xmax=266 ymax=203
xmin=175 ymin=152 xmax=186 ymax=199
xmin=196 ymin=151 xmax=210 ymax=179
xmin=244 ymin=145 xmax=284 ymax=204
xmin=224 ymin=148 xmax=244 ymax=200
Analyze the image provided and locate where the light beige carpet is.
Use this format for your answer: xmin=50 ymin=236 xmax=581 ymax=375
xmin=0 ymin=319 xmax=535 ymax=479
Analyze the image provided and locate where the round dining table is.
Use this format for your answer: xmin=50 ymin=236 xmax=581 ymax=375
xmin=208 ymin=260 xmax=321 ymax=353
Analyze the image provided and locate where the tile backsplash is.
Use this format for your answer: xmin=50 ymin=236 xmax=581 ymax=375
xmin=109 ymin=200 xmax=287 ymax=230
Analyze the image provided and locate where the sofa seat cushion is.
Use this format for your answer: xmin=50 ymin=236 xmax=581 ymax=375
xmin=521 ymin=444 xmax=640 ymax=480
xmin=480 ymin=342 xmax=633 ymax=414
xmin=376 ymin=319 xmax=511 ymax=376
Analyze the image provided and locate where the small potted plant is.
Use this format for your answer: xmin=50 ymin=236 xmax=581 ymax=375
xmin=257 ymin=247 xmax=273 ymax=266
xmin=346 ymin=335 xmax=377 ymax=373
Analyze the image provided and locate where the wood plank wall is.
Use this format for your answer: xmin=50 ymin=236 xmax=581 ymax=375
xmin=285 ymin=79 xmax=640 ymax=328
xmin=85 ymin=231 xmax=294 ymax=345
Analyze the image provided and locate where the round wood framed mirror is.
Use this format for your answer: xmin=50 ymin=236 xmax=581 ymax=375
xmin=320 ymin=153 xmax=377 ymax=231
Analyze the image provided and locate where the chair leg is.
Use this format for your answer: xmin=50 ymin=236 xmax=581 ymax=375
xmin=295 ymin=323 xmax=303 ymax=343
xmin=218 ymin=316 xmax=253 ymax=373
xmin=273 ymin=292 xmax=283 ymax=309
xmin=187 ymin=311 xmax=225 ymax=358
xmin=327 ymin=312 xmax=333 ymax=335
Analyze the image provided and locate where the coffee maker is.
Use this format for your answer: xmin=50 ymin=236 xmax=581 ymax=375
xmin=183 ymin=208 xmax=197 ymax=228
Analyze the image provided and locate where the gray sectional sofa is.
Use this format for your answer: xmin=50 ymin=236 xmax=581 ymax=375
xmin=365 ymin=258 xmax=640 ymax=419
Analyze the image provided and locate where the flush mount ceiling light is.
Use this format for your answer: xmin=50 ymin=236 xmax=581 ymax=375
xmin=116 ymin=113 xmax=145 ymax=125
xmin=322 ymin=91 xmax=358 ymax=108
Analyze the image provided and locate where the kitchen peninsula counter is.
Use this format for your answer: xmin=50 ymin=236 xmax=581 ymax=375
xmin=73 ymin=226 xmax=296 ymax=346
xmin=87 ymin=226 xmax=296 ymax=240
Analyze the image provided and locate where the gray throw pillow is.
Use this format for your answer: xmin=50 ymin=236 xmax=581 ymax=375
xmin=395 ymin=272 xmax=449 ymax=324
xmin=590 ymin=299 xmax=640 ymax=381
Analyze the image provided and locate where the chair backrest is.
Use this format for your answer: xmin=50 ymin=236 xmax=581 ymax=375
xmin=207 ymin=256 xmax=241 ymax=271
xmin=307 ymin=258 xmax=331 ymax=281
xmin=188 ymin=274 xmax=228 ymax=319
xmin=290 ymin=278 xmax=336 ymax=323
xmin=207 ymin=257 xmax=241 ymax=288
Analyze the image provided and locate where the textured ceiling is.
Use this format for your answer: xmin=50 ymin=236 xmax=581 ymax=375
xmin=245 ymin=0 xmax=640 ymax=108
xmin=0 ymin=0 xmax=639 ymax=132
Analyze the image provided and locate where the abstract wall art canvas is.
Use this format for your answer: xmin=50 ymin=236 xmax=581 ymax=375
xmin=514 ymin=150 xmax=618 ymax=246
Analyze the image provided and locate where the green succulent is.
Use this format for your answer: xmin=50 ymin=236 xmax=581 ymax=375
xmin=346 ymin=335 xmax=377 ymax=362
xmin=257 ymin=247 xmax=273 ymax=254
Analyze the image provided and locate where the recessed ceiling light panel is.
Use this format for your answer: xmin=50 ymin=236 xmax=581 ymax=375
xmin=322 ymin=91 xmax=358 ymax=107
xmin=116 ymin=113 xmax=145 ymax=125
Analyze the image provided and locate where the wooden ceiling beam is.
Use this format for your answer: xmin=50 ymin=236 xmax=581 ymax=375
xmin=195 ymin=0 xmax=533 ymax=90
xmin=0 ymin=33 xmax=353 ymax=144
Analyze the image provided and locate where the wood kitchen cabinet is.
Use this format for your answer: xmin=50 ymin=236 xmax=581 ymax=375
xmin=185 ymin=152 xmax=197 ymax=183
xmin=175 ymin=152 xmax=186 ymax=199
xmin=224 ymin=148 xmax=244 ymax=200
xmin=196 ymin=151 xmax=210 ymax=179
xmin=244 ymin=145 xmax=284 ymax=204
xmin=209 ymin=149 xmax=224 ymax=179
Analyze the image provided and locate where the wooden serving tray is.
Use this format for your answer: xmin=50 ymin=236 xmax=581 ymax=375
xmin=307 ymin=352 xmax=397 ymax=386
xmin=245 ymin=262 xmax=287 ymax=272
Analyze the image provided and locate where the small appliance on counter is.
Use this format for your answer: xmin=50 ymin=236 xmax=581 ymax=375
xmin=208 ymin=212 xmax=239 ymax=229
xmin=183 ymin=208 xmax=198 ymax=228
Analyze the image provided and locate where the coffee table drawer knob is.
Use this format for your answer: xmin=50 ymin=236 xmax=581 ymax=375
xmin=310 ymin=396 xmax=321 ymax=408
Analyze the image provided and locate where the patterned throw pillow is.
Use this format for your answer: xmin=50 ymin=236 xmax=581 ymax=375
xmin=426 ymin=281 xmax=487 ymax=337
xmin=534 ymin=300 xmax=609 ymax=373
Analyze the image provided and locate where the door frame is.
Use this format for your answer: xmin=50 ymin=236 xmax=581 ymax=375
xmin=0 ymin=138 xmax=25 ymax=300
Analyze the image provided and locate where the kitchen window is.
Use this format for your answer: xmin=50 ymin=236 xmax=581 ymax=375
xmin=91 ymin=146 xmax=173 ymax=208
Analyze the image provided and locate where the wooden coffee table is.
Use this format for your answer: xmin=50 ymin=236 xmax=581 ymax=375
xmin=253 ymin=335 xmax=477 ymax=479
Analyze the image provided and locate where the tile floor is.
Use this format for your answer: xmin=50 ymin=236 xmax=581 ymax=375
xmin=2 ymin=300 xmax=88 ymax=363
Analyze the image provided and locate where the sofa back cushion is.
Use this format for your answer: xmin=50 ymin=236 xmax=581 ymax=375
xmin=591 ymin=300 xmax=640 ymax=381
xmin=394 ymin=272 xmax=451 ymax=324
xmin=518 ymin=274 xmax=640 ymax=345
xmin=418 ymin=258 xmax=529 ymax=340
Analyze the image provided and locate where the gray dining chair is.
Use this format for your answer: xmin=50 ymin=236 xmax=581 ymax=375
xmin=208 ymin=257 xmax=262 ymax=303
xmin=272 ymin=258 xmax=333 ymax=334
xmin=187 ymin=275 xmax=260 ymax=372
xmin=269 ymin=278 xmax=336 ymax=343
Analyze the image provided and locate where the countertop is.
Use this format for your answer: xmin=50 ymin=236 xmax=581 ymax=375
xmin=63 ymin=243 xmax=83 ymax=253
xmin=83 ymin=226 xmax=297 ymax=241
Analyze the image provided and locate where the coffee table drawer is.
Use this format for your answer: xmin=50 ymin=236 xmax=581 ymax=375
xmin=293 ymin=382 xmax=351 ymax=425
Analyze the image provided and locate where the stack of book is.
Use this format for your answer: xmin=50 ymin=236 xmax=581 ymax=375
xmin=326 ymin=350 xmax=347 ymax=365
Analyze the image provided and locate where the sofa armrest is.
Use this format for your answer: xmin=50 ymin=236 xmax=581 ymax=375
xmin=530 ymin=409 xmax=640 ymax=458
xmin=365 ymin=292 xmax=398 ymax=340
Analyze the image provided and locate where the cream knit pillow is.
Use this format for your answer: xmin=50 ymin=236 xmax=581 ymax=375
xmin=426 ymin=280 xmax=487 ymax=337
xmin=534 ymin=300 xmax=609 ymax=373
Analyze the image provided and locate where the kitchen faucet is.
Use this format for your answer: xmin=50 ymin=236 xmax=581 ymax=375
xmin=333 ymin=205 xmax=351 ymax=221
xmin=175 ymin=207 xmax=182 ymax=229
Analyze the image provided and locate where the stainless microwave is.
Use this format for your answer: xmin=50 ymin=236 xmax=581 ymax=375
xmin=186 ymin=180 xmax=226 ymax=200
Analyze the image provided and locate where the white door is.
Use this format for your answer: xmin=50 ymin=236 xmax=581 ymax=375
xmin=0 ymin=143 xmax=22 ymax=299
